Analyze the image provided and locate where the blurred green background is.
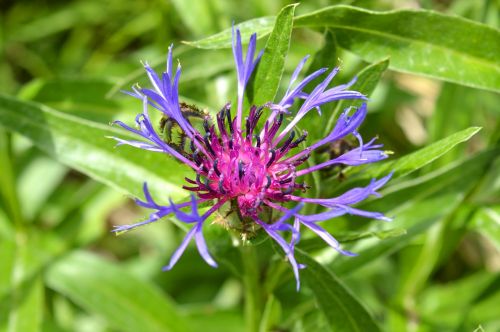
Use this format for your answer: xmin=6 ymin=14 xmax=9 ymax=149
xmin=0 ymin=0 xmax=499 ymax=331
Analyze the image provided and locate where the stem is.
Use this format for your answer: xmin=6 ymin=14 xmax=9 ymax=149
xmin=0 ymin=130 xmax=24 ymax=228
xmin=263 ymin=260 xmax=287 ymax=294
xmin=241 ymin=244 xmax=261 ymax=332
xmin=1 ymin=131 xmax=31 ymax=330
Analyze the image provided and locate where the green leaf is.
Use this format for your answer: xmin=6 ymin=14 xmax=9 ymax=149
xmin=170 ymin=0 xmax=218 ymax=37
xmin=344 ymin=58 xmax=389 ymax=108
xmin=258 ymin=295 xmax=282 ymax=332
xmin=5 ymin=277 xmax=44 ymax=332
xmin=324 ymin=126 xmax=481 ymax=199
xmin=418 ymin=272 xmax=499 ymax=330
xmin=6 ymin=2 xmax=105 ymax=43
xmin=322 ymin=58 xmax=390 ymax=139
xmin=468 ymin=154 xmax=500 ymax=204
xmin=0 ymin=95 xmax=190 ymax=201
xmin=187 ymin=310 xmax=244 ymax=332
xmin=18 ymin=78 xmax=120 ymax=123
xmin=0 ymin=232 xmax=46 ymax=332
xmin=299 ymin=227 xmax=406 ymax=252
xmin=0 ymin=130 xmax=23 ymax=226
xmin=294 ymin=5 xmax=500 ymax=92
xmin=183 ymin=17 xmax=275 ymax=49
xmin=0 ymin=231 xmax=66 ymax=303
xmin=45 ymin=251 xmax=191 ymax=332
xmin=296 ymin=250 xmax=381 ymax=332
xmin=333 ymin=194 xmax=461 ymax=278
xmin=304 ymin=29 xmax=338 ymax=78
xmin=331 ymin=149 xmax=498 ymax=276
xmin=185 ymin=6 xmax=500 ymax=92
xmin=353 ymin=126 xmax=482 ymax=180
xmin=463 ymin=285 xmax=500 ymax=329
xmin=470 ymin=206 xmax=500 ymax=249
xmin=250 ymin=4 xmax=297 ymax=106
xmin=17 ymin=156 xmax=67 ymax=221
xmin=0 ymin=239 xmax=15 ymax=301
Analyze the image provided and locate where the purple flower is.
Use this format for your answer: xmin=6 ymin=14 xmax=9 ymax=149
xmin=111 ymin=29 xmax=391 ymax=290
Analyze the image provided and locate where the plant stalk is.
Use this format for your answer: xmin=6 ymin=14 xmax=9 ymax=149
xmin=241 ymin=244 xmax=261 ymax=332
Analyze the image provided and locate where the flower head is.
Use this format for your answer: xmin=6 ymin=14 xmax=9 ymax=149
xmin=112 ymin=29 xmax=391 ymax=290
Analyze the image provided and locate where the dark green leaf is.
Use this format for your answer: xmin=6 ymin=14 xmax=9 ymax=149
xmin=45 ymin=251 xmax=191 ymax=332
xmin=295 ymin=5 xmax=500 ymax=92
xmin=297 ymin=250 xmax=381 ymax=332
xmin=322 ymin=58 xmax=390 ymax=139
xmin=250 ymin=4 xmax=297 ymax=106
xmin=418 ymin=272 xmax=499 ymax=330
xmin=344 ymin=58 xmax=389 ymax=108
xmin=304 ymin=29 xmax=338 ymax=78
xmin=0 ymin=95 xmax=190 ymax=201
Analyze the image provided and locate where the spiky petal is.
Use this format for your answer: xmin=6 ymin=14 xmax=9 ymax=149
xmin=111 ymin=28 xmax=391 ymax=289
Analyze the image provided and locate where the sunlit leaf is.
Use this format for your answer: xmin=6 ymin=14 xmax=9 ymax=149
xmin=4 ymin=276 xmax=44 ymax=332
xmin=45 ymin=251 xmax=191 ymax=332
xmin=331 ymin=149 xmax=498 ymax=276
xmin=0 ymin=95 xmax=189 ymax=201
xmin=190 ymin=6 xmax=500 ymax=92
xmin=295 ymin=5 xmax=500 ymax=92
xmin=349 ymin=126 xmax=482 ymax=181
xmin=250 ymin=4 xmax=297 ymax=106
xmin=0 ymin=232 xmax=45 ymax=332
xmin=470 ymin=206 xmax=500 ymax=249
xmin=183 ymin=17 xmax=275 ymax=49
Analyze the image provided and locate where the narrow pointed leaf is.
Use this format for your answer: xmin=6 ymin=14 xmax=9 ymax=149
xmin=250 ymin=3 xmax=297 ymax=106
xmin=295 ymin=5 xmax=500 ymax=92
xmin=349 ymin=126 xmax=482 ymax=181
xmin=321 ymin=58 xmax=390 ymax=139
xmin=6 ymin=277 xmax=44 ymax=332
xmin=332 ymin=149 xmax=498 ymax=276
xmin=0 ymin=95 xmax=189 ymax=201
xmin=1 ymin=235 xmax=44 ymax=332
xmin=342 ymin=58 xmax=389 ymax=108
xmin=45 ymin=251 xmax=191 ymax=332
xmin=296 ymin=250 xmax=381 ymax=332
xmin=191 ymin=6 xmax=500 ymax=91
xmin=184 ymin=17 xmax=275 ymax=49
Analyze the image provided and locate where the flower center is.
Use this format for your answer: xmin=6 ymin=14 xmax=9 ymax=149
xmin=181 ymin=105 xmax=309 ymax=217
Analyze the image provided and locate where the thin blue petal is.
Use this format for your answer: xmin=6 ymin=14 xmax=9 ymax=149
xmin=194 ymin=223 xmax=218 ymax=268
xmin=163 ymin=226 xmax=198 ymax=271
xmin=300 ymin=220 xmax=357 ymax=256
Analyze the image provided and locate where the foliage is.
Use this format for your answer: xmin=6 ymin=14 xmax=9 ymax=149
xmin=0 ymin=0 xmax=499 ymax=331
